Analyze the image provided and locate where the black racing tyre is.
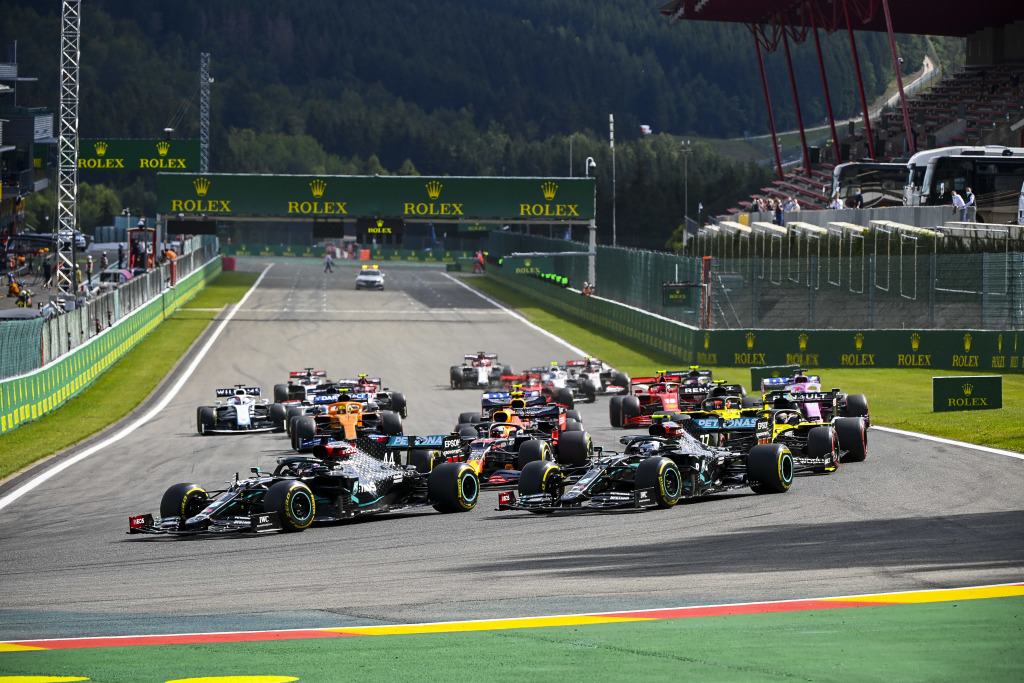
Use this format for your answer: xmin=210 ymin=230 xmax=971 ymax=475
xmin=286 ymin=407 xmax=306 ymax=436
xmin=610 ymin=371 xmax=630 ymax=389
xmin=807 ymin=425 xmax=840 ymax=473
xmin=449 ymin=366 xmax=463 ymax=390
xmin=517 ymin=439 xmax=552 ymax=469
xmin=835 ymin=416 xmax=868 ymax=463
xmin=390 ymin=392 xmax=408 ymax=418
xmin=843 ymin=394 xmax=870 ymax=421
xmin=458 ymin=411 xmax=481 ymax=426
xmin=742 ymin=396 xmax=762 ymax=408
xmin=620 ymin=396 xmax=641 ymax=422
xmin=563 ymin=418 xmax=584 ymax=432
xmin=554 ymin=387 xmax=574 ymax=408
xmin=556 ymin=430 xmax=591 ymax=467
xmin=518 ymin=460 xmax=561 ymax=496
xmin=292 ymin=416 xmax=318 ymax=452
xmin=268 ymin=403 xmax=288 ymax=432
xmin=502 ymin=365 xmax=514 ymax=376
xmin=196 ymin=406 xmax=216 ymax=435
xmin=380 ymin=411 xmax=404 ymax=436
xmin=159 ymin=483 xmax=209 ymax=520
xmin=428 ymin=462 xmax=479 ymax=513
xmin=747 ymin=444 xmax=794 ymax=494
xmin=609 ymin=395 xmax=623 ymax=427
xmin=565 ymin=409 xmax=582 ymax=423
xmin=264 ymin=480 xmax=316 ymax=532
xmin=273 ymin=383 xmax=290 ymax=403
xmin=583 ymin=380 xmax=598 ymax=403
xmin=410 ymin=450 xmax=434 ymax=473
xmin=456 ymin=423 xmax=479 ymax=439
xmin=635 ymin=456 xmax=684 ymax=508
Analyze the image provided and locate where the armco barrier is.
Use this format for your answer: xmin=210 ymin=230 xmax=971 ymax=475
xmin=486 ymin=265 xmax=1024 ymax=375
xmin=0 ymin=257 xmax=222 ymax=434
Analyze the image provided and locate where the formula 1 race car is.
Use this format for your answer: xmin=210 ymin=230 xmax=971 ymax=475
xmin=450 ymin=352 xmax=509 ymax=390
xmin=273 ymin=369 xmax=330 ymax=403
xmin=196 ymin=386 xmax=287 ymax=435
xmin=562 ymin=358 xmax=630 ymax=398
xmin=755 ymin=372 xmax=871 ymax=426
xmin=128 ymin=442 xmax=479 ymax=536
xmin=497 ymin=418 xmax=793 ymax=513
xmin=290 ymin=400 xmax=404 ymax=452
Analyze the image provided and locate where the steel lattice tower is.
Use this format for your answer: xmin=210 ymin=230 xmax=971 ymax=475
xmin=55 ymin=0 xmax=80 ymax=296
xmin=200 ymin=52 xmax=210 ymax=173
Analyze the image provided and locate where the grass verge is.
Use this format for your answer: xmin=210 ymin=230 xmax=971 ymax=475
xmin=466 ymin=276 xmax=1024 ymax=454
xmin=0 ymin=271 xmax=260 ymax=482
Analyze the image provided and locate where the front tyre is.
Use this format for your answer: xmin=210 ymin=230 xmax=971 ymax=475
xmin=516 ymin=439 xmax=552 ymax=469
xmin=609 ymin=395 xmax=623 ymax=427
xmin=380 ymin=411 xmax=404 ymax=436
xmin=268 ymin=403 xmax=288 ymax=432
xmin=519 ymin=460 xmax=561 ymax=496
xmin=292 ymin=416 xmax=318 ymax=452
xmin=556 ymin=430 xmax=591 ymax=467
xmin=635 ymin=456 xmax=683 ymax=508
xmin=747 ymin=444 xmax=794 ymax=494
xmin=807 ymin=425 xmax=840 ymax=473
xmin=159 ymin=483 xmax=209 ymax=520
xmin=196 ymin=407 xmax=216 ymax=435
xmin=428 ymin=462 xmax=479 ymax=512
xmin=264 ymin=480 xmax=316 ymax=532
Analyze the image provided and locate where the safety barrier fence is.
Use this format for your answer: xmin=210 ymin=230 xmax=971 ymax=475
xmin=0 ymin=239 xmax=221 ymax=434
xmin=220 ymin=243 xmax=475 ymax=263
xmin=486 ymin=263 xmax=1024 ymax=375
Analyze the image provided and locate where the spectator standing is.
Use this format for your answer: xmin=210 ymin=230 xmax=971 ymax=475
xmin=853 ymin=188 xmax=864 ymax=209
xmin=42 ymin=259 xmax=52 ymax=289
xmin=773 ymin=199 xmax=785 ymax=227
xmin=74 ymin=264 xmax=82 ymax=290
xmin=829 ymin=193 xmax=843 ymax=210
xmin=323 ymin=251 xmax=333 ymax=273
xmin=117 ymin=243 xmax=125 ymax=269
xmin=965 ymin=187 xmax=975 ymax=221
xmin=951 ymin=190 xmax=967 ymax=221
xmin=101 ymin=251 xmax=109 ymax=270
xmin=86 ymin=255 xmax=93 ymax=284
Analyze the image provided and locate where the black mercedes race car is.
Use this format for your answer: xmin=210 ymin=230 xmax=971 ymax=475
xmin=497 ymin=418 xmax=793 ymax=513
xmin=196 ymin=386 xmax=287 ymax=435
xmin=128 ymin=440 xmax=479 ymax=536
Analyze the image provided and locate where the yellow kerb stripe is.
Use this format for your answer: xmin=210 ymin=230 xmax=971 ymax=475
xmin=329 ymin=615 xmax=650 ymax=635
xmin=827 ymin=584 xmax=1024 ymax=604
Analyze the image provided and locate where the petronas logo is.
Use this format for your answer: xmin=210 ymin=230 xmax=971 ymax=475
xmin=194 ymin=177 xmax=211 ymax=197
xmin=310 ymin=179 xmax=327 ymax=198
xmin=425 ymin=180 xmax=443 ymax=199
xmin=541 ymin=182 xmax=558 ymax=201
xmin=156 ymin=141 xmax=171 ymax=157
xmin=94 ymin=141 xmax=108 ymax=156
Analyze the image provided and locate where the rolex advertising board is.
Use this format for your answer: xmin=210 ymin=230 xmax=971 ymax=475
xmin=80 ymin=139 xmax=200 ymax=171
xmin=932 ymin=375 xmax=1002 ymax=412
xmin=156 ymin=174 xmax=595 ymax=221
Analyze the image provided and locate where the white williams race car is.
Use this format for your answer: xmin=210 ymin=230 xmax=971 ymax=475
xmin=196 ymin=386 xmax=287 ymax=435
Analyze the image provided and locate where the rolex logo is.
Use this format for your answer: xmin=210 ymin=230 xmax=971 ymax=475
xmin=156 ymin=141 xmax=170 ymax=157
xmin=425 ymin=180 xmax=443 ymax=199
xmin=310 ymin=179 xmax=327 ymax=198
xmin=704 ymin=332 xmax=710 ymax=349
xmin=745 ymin=332 xmax=755 ymax=349
xmin=94 ymin=141 xmax=108 ymax=156
xmin=524 ymin=259 xmax=532 ymax=267
xmin=963 ymin=383 xmax=973 ymax=396
xmin=963 ymin=333 xmax=972 ymax=352
xmin=541 ymin=181 xmax=558 ymax=201
xmin=376 ymin=219 xmax=384 ymax=228
xmin=194 ymin=177 xmax=211 ymax=197
xmin=855 ymin=333 xmax=865 ymax=351
xmin=799 ymin=333 xmax=808 ymax=351
xmin=911 ymin=333 xmax=920 ymax=351
xmin=998 ymin=334 xmax=1003 ymax=353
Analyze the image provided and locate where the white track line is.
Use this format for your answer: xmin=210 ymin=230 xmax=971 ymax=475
xmin=0 ymin=264 xmax=274 ymax=512
xmin=447 ymin=274 xmax=1024 ymax=462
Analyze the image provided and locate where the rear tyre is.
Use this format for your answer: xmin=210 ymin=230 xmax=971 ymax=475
xmin=556 ymin=430 xmax=591 ymax=467
xmin=456 ymin=423 xmax=479 ymax=439
xmin=843 ymin=393 xmax=870 ymax=424
xmin=609 ymin=395 xmax=623 ymax=427
xmin=410 ymin=450 xmax=434 ymax=473
xmin=563 ymin=418 xmax=584 ymax=432
xmin=583 ymin=380 xmax=598 ymax=403
xmin=449 ymin=366 xmax=463 ymax=390
xmin=747 ymin=444 xmax=794 ymax=494
xmin=519 ymin=460 xmax=561 ymax=496
xmin=268 ymin=403 xmax=288 ymax=432
xmin=566 ymin=409 xmax=582 ymax=423
xmin=196 ymin=407 xmax=216 ymax=435
xmin=292 ymin=416 xmax=318 ymax=452
xmin=554 ymin=387 xmax=575 ymax=408
xmin=273 ymin=383 xmax=290 ymax=403
xmin=264 ymin=480 xmax=315 ymax=532
xmin=517 ymin=439 xmax=552 ymax=469
xmin=807 ymin=425 xmax=839 ymax=473
xmin=458 ymin=411 xmax=481 ymax=425
xmin=635 ymin=456 xmax=683 ymax=508
xmin=390 ymin=392 xmax=408 ymax=418
xmin=610 ymin=371 xmax=630 ymax=389
xmin=428 ymin=462 xmax=479 ymax=512
xmin=160 ymin=483 xmax=208 ymax=520
xmin=835 ymin=416 xmax=868 ymax=463
xmin=380 ymin=411 xmax=404 ymax=436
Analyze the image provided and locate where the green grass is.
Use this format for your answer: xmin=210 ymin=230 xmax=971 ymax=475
xmin=467 ymin=276 xmax=1024 ymax=454
xmin=0 ymin=271 xmax=259 ymax=481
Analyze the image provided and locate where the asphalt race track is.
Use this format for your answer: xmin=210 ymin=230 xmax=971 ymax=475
xmin=1 ymin=258 xmax=1022 ymax=641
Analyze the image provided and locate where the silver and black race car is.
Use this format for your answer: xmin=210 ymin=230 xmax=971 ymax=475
xmin=128 ymin=438 xmax=478 ymax=536
xmin=450 ymin=352 xmax=510 ymax=390
xmin=196 ymin=386 xmax=287 ymax=435
xmin=497 ymin=418 xmax=794 ymax=513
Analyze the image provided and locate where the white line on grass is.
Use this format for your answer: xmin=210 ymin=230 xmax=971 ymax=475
xmin=870 ymin=425 xmax=1024 ymax=460
xmin=0 ymin=264 xmax=274 ymax=513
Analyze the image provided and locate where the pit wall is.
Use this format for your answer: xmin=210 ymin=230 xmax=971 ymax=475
xmin=486 ymin=266 xmax=1024 ymax=374
xmin=0 ymin=257 xmax=222 ymax=434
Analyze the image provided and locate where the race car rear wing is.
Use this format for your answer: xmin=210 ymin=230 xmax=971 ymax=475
xmin=464 ymin=353 xmax=498 ymax=362
xmin=482 ymin=390 xmax=545 ymax=408
xmin=289 ymin=370 xmax=327 ymax=378
xmin=763 ymin=389 xmax=839 ymax=408
xmin=215 ymin=387 xmax=261 ymax=397
xmin=312 ymin=392 xmax=373 ymax=404
xmin=358 ymin=434 xmax=465 ymax=467
xmin=761 ymin=375 xmax=822 ymax=391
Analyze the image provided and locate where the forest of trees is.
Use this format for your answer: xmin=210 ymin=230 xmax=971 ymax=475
xmin=2 ymin=1 xmax=962 ymax=251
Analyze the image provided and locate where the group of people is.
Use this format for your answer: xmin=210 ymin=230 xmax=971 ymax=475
xmin=753 ymin=196 xmax=801 ymax=226
xmin=950 ymin=187 xmax=976 ymax=221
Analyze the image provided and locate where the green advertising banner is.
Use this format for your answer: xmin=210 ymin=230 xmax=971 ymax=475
xmin=500 ymin=256 xmax=556 ymax=276
xmin=157 ymin=174 xmax=596 ymax=221
xmin=932 ymin=375 xmax=1002 ymax=412
xmin=458 ymin=222 xmax=499 ymax=233
xmin=662 ymin=282 xmax=698 ymax=308
xmin=79 ymin=139 xmax=201 ymax=171
xmin=220 ymin=244 xmax=470 ymax=262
